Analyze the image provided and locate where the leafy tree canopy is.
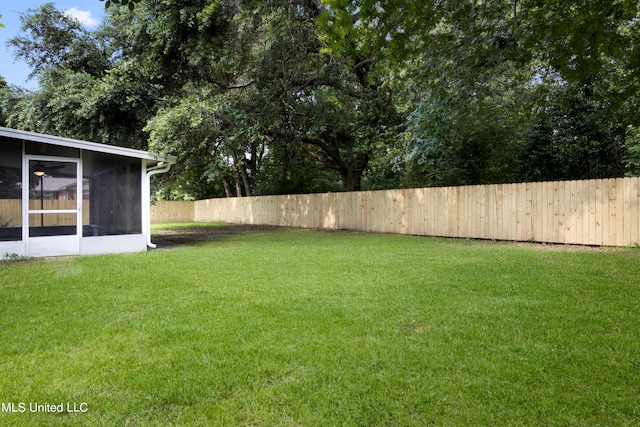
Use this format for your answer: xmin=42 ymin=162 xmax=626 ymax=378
xmin=320 ymin=0 xmax=640 ymax=184
xmin=2 ymin=0 xmax=638 ymax=200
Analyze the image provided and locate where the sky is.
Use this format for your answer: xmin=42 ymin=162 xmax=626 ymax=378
xmin=0 ymin=1 xmax=105 ymax=90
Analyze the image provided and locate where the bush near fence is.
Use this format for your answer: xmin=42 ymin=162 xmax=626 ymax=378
xmin=72 ymin=178 xmax=640 ymax=247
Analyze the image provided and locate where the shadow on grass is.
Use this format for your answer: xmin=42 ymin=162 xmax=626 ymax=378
xmin=151 ymin=224 xmax=281 ymax=249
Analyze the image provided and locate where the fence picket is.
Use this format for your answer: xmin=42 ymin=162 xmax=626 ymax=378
xmin=137 ymin=178 xmax=640 ymax=247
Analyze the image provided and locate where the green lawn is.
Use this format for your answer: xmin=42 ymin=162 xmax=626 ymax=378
xmin=1 ymin=225 xmax=639 ymax=426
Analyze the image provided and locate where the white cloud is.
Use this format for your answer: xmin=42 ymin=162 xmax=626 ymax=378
xmin=63 ymin=7 xmax=99 ymax=27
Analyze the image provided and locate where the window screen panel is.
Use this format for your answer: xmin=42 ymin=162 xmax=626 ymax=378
xmin=83 ymin=151 xmax=142 ymax=236
xmin=0 ymin=138 xmax=22 ymax=241
xmin=28 ymin=159 xmax=79 ymax=238
xmin=29 ymin=213 xmax=77 ymax=237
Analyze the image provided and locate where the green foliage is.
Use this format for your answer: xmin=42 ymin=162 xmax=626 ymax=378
xmin=520 ymin=81 xmax=630 ymax=181
xmin=0 ymin=76 xmax=12 ymax=126
xmin=402 ymin=68 xmax=532 ymax=186
xmin=321 ymin=0 xmax=640 ymax=184
xmin=9 ymin=4 xmax=108 ymax=78
xmin=138 ymin=0 xmax=403 ymax=194
xmin=1 ymin=253 xmax=33 ymax=262
xmin=5 ymin=0 xmax=640 ymax=199
xmin=5 ymin=4 xmax=151 ymax=145
xmin=101 ymin=0 xmax=142 ymax=11
xmin=254 ymin=145 xmax=344 ymax=195
xmin=145 ymin=85 xmax=266 ymax=198
xmin=625 ymin=125 xmax=640 ymax=174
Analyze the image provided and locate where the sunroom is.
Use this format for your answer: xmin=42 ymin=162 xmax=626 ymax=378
xmin=0 ymin=127 xmax=176 ymax=258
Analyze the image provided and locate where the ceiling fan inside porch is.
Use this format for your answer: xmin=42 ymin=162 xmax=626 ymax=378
xmin=30 ymin=162 xmax=73 ymax=177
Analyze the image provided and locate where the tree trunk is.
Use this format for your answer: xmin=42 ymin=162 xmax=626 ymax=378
xmin=299 ymin=135 xmax=371 ymax=192
xmin=233 ymin=167 xmax=243 ymax=197
xmin=341 ymin=152 xmax=369 ymax=192
xmin=230 ymin=152 xmax=247 ymax=197
xmin=222 ymin=177 xmax=233 ymax=198
xmin=240 ymin=165 xmax=252 ymax=196
xmin=215 ymin=164 xmax=234 ymax=198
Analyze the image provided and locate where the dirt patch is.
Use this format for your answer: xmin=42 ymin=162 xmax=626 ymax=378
xmin=151 ymin=224 xmax=280 ymax=248
xmin=512 ymin=241 xmax=626 ymax=252
xmin=456 ymin=237 xmax=629 ymax=252
xmin=151 ymin=224 xmax=635 ymax=253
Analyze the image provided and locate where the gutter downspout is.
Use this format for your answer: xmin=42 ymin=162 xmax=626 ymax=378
xmin=145 ymin=162 xmax=173 ymax=249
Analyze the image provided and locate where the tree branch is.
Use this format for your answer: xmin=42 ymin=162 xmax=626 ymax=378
xmin=212 ymin=80 xmax=255 ymax=90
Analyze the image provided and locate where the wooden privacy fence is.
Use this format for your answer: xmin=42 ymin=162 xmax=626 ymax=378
xmin=150 ymin=200 xmax=195 ymax=223
xmin=156 ymin=178 xmax=640 ymax=246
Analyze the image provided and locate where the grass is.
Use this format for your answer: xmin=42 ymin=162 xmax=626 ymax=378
xmin=1 ymin=225 xmax=639 ymax=426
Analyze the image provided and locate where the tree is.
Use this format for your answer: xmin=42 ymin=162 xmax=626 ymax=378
xmin=9 ymin=4 xmax=109 ymax=79
xmin=142 ymin=0 xmax=402 ymax=194
xmin=254 ymin=1 xmax=402 ymax=191
xmin=321 ymin=0 xmax=640 ymax=183
xmin=7 ymin=4 xmax=153 ymax=146
xmin=520 ymin=79 xmax=630 ymax=181
xmin=0 ymin=77 xmax=13 ymax=126
xmin=0 ymin=77 xmax=8 ymax=123
xmin=19 ymin=0 xmax=639 ymax=199
xmin=145 ymin=86 xmax=267 ymax=198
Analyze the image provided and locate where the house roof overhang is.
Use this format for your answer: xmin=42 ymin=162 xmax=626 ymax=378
xmin=0 ymin=126 xmax=177 ymax=165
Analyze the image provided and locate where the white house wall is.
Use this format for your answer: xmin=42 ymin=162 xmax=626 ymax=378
xmin=0 ymin=242 xmax=26 ymax=259
xmin=0 ymin=235 xmax=149 ymax=259
xmin=79 ymin=234 xmax=148 ymax=256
